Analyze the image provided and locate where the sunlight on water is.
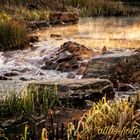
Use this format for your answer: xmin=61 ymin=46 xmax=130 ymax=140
xmin=37 ymin=16 xmax=140 ymax=49
xmin=0 ymin=17 xmax=140 ymax=83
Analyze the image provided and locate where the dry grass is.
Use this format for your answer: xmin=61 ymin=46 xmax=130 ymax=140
xmin=67 ymin=93 xmax=140 ymax=139
xmin=0 ymin=13 xmax=28 ymax=51
xmin=67 ymin=0 xmax=138 ymax=16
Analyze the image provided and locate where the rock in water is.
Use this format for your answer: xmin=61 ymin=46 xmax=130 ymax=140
xmin=4 ymin=72 xmax=19 ymax=77
xmin=102 ymin=46 xmax=107 ymax=54
xmin=84 ymin=50 xmax=140 ymax=84
xmin=42 ymin=41 xmax=98 ymax=72
xmin=50 ymin=34 xmax=62 ymax=38
xmin=28 ymin=78 xmax=114 ymax=103
xmin=67 ymin=72 xmax=76 ymax=79
xmin=29 ymin=35 xmax=39 ymax=43
xmin=0 ymin=76 xmax=12 ymax=80
xmin=49 ymin=12 xmax=79 ymax=25
xmin=61 ymin=41 xmax=95 ymax=60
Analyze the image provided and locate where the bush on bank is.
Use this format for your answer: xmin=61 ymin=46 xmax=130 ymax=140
xmin=0 ymin=13 xmax=28 ymax=51
xmin=67 ymin=0 xmax=138 ymax=16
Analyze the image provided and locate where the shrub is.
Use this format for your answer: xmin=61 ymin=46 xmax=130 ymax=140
xmin=67 ymin=0 xmax=137 ymax=16
xmin=0 ymin=17 xmax=28 ymax=51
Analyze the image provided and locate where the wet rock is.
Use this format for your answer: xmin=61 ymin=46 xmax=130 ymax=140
xmin=102 ymin=46 xmax=107 ymax=54
xmin=67 ymin=72 xmax=75 ymax=79
xmin=0 ymin=76 xmax=12 ymax=80
xmin=11 ymin=69 xmax=20 ymax=72
xmin=4 ymin=72 xmax=19 ymax=77
xmin=42 ymin=61 xmax=58 ymax=70
xmin=29 ymin=35 xmax=39 ymax=43
xmin=134 ymin=48 xmax=140 ymax=53
xmin=28 ymin=78 xmax=114 ymax=103
xmin=20 ymin=77 xmax=28 ymax=81
xmin=20 ymin=77 xmax=35 ymax=81
xmin=41 ymin=65 xmax=50 ymax=70
xmin=49 ymin=12 xmax=79 ymax=25
xmin=101 ymin=46 xmax=114 ymax=55
xmin=39 ymin=72 xmax=44 ymax=76
xmin=42 ymin=41 xmax=97 ymax=72
xmin=84 ymin=50 xmax=140 ymax=84
xmin=76 ymin=62 xmax=88 ymax=75
xmin=61 ymin=42 xmax=96 ymax=60
xmin=20 ymin=68 xmax=31 ymax=73
xmin=50 ymin=34 xmax=62 ymax=38
xmin=56 ymin=51 xmax=74 ymax=63
xmin=131 ymin=71 xmax=140 ymax=83
xmin=116 ymin=83 xmax=135 ymax=92
xmin=76 ymin=66 xmax=86 ymax=75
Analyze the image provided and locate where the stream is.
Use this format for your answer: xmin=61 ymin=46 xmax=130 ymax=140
xmin=0 ymin=16 xmax=140 ymax=94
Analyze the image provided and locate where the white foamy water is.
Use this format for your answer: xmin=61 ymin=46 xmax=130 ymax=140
xmin=0 ymin=42 xmax=69 ymax=82
xmin=0 ymin=52 xmax=5 ymax=68
xmin=0 ymin=17 xmax=140 ymax=86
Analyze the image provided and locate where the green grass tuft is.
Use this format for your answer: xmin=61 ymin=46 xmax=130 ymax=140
xmin=0 ymin=15 xmax=28 ymax=51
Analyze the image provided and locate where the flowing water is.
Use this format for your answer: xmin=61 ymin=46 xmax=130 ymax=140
xmin=0 ymin=17 xmax=140 ymax=92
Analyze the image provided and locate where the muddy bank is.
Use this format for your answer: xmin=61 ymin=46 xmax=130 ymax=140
xmin=27 ymin=12 xmax=79 ymax=30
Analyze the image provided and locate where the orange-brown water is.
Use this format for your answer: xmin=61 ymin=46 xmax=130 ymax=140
xmin=0 ymin=17 xmax=140 ymax=87
xmin=36 ymin=17 xmax=140 ymax=50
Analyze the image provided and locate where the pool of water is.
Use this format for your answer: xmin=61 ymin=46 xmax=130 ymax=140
xmin=36 ymin=16 xmax=140 ymax=49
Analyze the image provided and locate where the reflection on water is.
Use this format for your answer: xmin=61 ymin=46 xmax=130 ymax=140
xmin=0 ymin=17 xmax=140 ymax=84
xmin=37 ymin=16 xmax=140 ymax=49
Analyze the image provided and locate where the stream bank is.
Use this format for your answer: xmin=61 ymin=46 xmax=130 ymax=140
xmin=0 ymin=16 xmax=140 ymax=140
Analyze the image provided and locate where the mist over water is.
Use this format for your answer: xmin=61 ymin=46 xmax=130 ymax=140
xmin=37 ymin=16 xmax=140 ymax=49
xmin=0 ymin=16 xmax=140 ymax=83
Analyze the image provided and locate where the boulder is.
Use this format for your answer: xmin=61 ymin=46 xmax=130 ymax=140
xmin=42 ymin=41 xmax=98 ymax=72
xmin=84 ymin=50 xmax=140 ymax=84
xmin=49 ymin=12 xmax=79 ymax=25
xmin=61 ymin=41 xmax=95 ymax=60
xmin=28 ymin=78 xmax=114 ymax=104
